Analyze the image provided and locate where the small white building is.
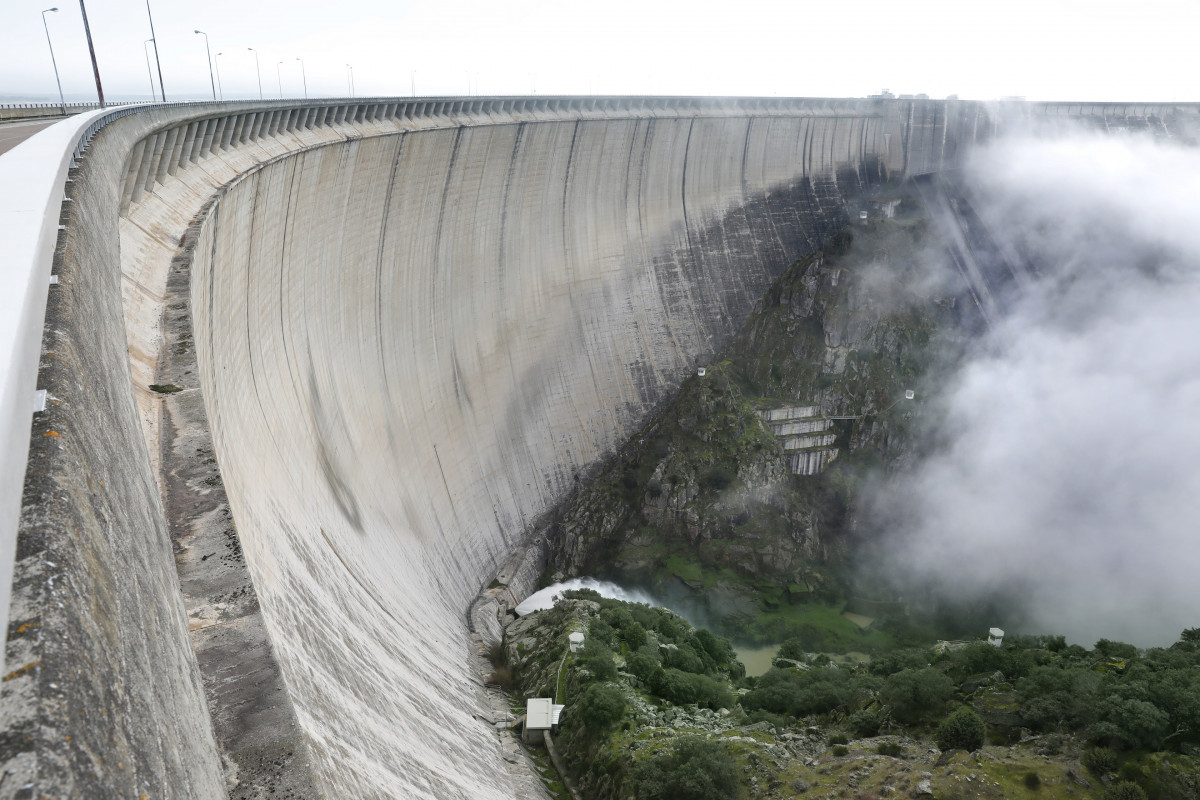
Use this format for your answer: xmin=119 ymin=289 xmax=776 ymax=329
xmin=523 ymin=697 xmax=565 ymax=745
xmin=988 ymin=627 xmax=1005 ymax=647
xmin=568 ymin=631 xmax=585 ymax=653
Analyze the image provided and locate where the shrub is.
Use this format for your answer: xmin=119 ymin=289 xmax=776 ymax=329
xmin=631 ymin=736 xmax=743 ymax=800
xmin=876 ymin=741 xmax=903 ymax=757
xmin=831 ymin=745 xmax=849 ymax=757
xmin=578 ymin=639 xmax=618 ymax=683
xmin=777 ymin=638 xmax=807 ymax=662
xmin=650 ymin=668 xmax=732 ymax=710
xmin=1094 ymin=640 xmax=1139 ymax=661
xmin=880 ymin=668 xmax=955 ymax=724
xmin=1102 ymin=782 xmax=1148 ymax=800
xmin=1083 ymin=746 xmax=1119 ymax=775
xmin=626 ymin=651 xmax=660 ymax=683
xmin=1023 ymin=772 xmax=1041 ymax=790
xmin=849 ymin=709 xmax=880 ymax=737
xmin=590 ymin=618 xmax=618 ymax=648
xmin=827 ymin=734 xmax=849 ymax=746
xmin=741 ymin=667 xmax=852 ymax=717
xmin=489 ymin=665 xmax=519 ymax=691
xmin=622 ymin=622 xmax=648 ymax=650
xmin=703 ymin=466 xmax=735 ymax=490
xmin=869 ymin=647 xmax=933 ymax=677
xmin=663 ymin=644 xmax=707 ymax=675
xmin=695 ymin=629 xmax=737 ymax=670
xmin=936 ymin=707 xmax=986 ymax=752
xmin=574 ymin=684 xmax=626 ymax=733
xmin=655 ymin=613 xmax=688 ymax=642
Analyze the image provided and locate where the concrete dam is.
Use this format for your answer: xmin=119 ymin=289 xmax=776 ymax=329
xmin=0 ymin=96 xmax=1192 ymax=798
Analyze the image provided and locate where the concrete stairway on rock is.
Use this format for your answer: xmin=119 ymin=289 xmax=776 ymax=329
xmin=758 ymin=405 xmax=838 ymax=475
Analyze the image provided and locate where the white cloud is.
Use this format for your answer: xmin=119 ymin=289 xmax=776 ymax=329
xmin=868 ymin=132 xmax=1200 ymax=647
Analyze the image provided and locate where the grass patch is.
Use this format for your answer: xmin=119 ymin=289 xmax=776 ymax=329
xmin=664 ymin=555 xmax=704 ymax=585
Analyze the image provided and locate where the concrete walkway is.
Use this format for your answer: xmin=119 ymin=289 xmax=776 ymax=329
xmin=0 ymin=118 xmax=60 ymax=156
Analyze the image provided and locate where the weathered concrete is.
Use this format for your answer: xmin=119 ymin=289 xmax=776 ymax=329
xmin=3 ymin=97 xmax=1199 ymax=799
xmin=185 ymin=107 xmax=880 ymax=799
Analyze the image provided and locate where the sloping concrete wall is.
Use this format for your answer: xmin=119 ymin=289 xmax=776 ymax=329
xmin=188 ymin=113 xmax=878 ymax=797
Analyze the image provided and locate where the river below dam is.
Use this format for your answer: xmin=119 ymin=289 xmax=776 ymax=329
xmin=515 ymin=578 xmax=789 ymax=675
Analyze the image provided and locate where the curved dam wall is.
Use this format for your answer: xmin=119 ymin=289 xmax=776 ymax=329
xmin=3 ymin=97 xmax=1197 ymax=798
xmin=190 ymin=112 xmax=885 ymax=797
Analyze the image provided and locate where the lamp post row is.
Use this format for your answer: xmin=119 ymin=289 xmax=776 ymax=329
xmin=38 ymin=5 xmax=340 ymax=105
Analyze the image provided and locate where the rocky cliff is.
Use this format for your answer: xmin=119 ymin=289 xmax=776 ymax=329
xmin=544 ymin=194 xmax=970 ymax=635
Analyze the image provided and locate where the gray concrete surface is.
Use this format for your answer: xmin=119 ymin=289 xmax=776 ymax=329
xmin=3 ymin=97 xmax=1198 ymax=799
xmin=0 ymin=120 xmax=60 ymax=156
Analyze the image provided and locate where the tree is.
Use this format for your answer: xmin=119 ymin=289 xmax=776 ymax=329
xmin=632 ymin=737 xmax=743 ymax=800
xmin=578 ymin=638 xmax=618 ymax=683
xmin=622 ymin=622 xmax=648 ymax=650
xmin=574 ymin=684 xmax=626 ymax=733
xmin=936 ymin=707 xmax=986 ymax=751
xmin=777 ymin=638 xmax=806 ymax=662
xmin=1095 ymin=639 xmax=1139 ymax=661
xmin=626 ymin=650 xmax=660 ymax=683
xmin=1102 ymin=782 xmax=1147 ymax=800
xmin=849 ymin=709 xmax=880 ymax=737
xmin=880 ymin=668 xmax=955 ymax=724
xmin=649 ymin=668 xmax=731 ymax=710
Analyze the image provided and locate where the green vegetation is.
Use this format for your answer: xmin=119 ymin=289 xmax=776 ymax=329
xmin=542 ymin=210 xmax=972 ymax=655
xmin=1104 ymin=783 xmax=1148 ymax=800
xmin=630 ymin=737 xmax=742 ymax=800
xmin=574 ymin=684 xmax=626 ymax=734
xmin=505 ymin=587 xmax=1200 ymax=800
xmin=879 ymin=667 xmax=955 ymax=724
xmin=936 ymin=706 xmax=986 ymax=751
xmin=875 ymin=740 xmax=903 ymax=756
xmin=503 ymin=202 xmax=1200 ymax=800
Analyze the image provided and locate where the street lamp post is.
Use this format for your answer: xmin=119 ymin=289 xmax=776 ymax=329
xmin=40 ymin=8 xmax=66 ymax=115
xmin=410 ymin=69 xmax=416 ymax=97
xmin=214 ymin=52 xmax=223 ymax=100
xmin=143 ymin=38 xmax=156 ymax=99
xmin=145 ymin=0 xmax=165 ymax=101
xmin=248 ymin=47 xmax=262 ymax=100
xmin=77 ymin=0 xmax=104 ymax=107
xmin=194 ymin=30 xmax=216 ymax=101
xmin=276 ymin=61 xmax=283 ymax=98
xmin=346 ymin=64 xmax=354 ymax=97
xmin=296 ymin=57 xmax=307 ymax=99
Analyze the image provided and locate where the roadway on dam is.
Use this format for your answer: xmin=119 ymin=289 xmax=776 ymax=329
xmin=0 ymin=118 xmax=58 ymax=155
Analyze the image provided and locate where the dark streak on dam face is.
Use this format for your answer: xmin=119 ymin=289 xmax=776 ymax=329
xmin=3 ymin=98 xmax=1197 ymax=799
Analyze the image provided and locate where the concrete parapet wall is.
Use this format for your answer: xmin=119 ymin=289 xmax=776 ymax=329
xmin=0 ymin=102 xmax=116 ymax=122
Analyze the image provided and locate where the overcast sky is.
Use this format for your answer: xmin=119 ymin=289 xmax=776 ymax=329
xmin=0 ymin=0 xmax=1196 ymax=103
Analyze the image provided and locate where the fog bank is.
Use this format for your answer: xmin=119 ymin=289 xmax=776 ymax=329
xmin=868 ymin=132 xmax=1200 ymax=647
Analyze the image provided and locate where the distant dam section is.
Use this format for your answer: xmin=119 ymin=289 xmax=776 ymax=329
xmin=1 ymin=96 xmax=1194 ymax=798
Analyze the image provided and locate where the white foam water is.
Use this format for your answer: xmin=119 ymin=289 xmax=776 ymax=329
xmin=513 ymin=578 xmax=662 ymax=616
